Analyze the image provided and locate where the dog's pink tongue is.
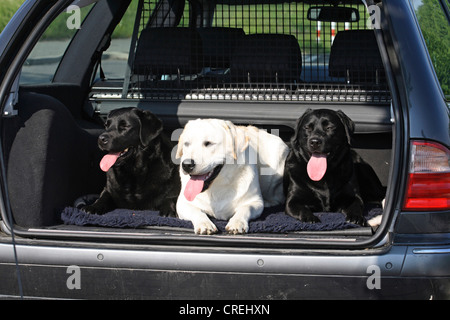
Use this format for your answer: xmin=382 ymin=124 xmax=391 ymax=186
xmin=307 ymin=153 xmax=327 ymax=181
xmin=100 ymin=153 xmax=121 ymax=172
xmin=184 ymin=174 xmax=208 ymax=201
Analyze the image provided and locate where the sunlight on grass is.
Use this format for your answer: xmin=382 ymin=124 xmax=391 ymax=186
xmin=0 ymin=0 xmax=26 ymax=33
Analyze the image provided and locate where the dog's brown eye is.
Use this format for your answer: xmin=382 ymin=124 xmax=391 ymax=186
xmin=118 ymin=121 xmax=130 ymax=132
xmin=204 ymin=141 xmax=213 ymax=147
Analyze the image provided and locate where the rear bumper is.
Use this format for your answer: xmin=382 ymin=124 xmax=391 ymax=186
xmin=0 ymin=242 xmax=449 ymax=299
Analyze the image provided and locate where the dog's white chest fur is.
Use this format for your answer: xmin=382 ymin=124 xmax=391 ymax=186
xmin=179 ymin=164 xmax=260 ymax=220
xmin=175 ymin=119 xmax=288 ymax=234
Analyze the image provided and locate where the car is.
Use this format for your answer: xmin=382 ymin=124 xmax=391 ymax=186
xmin=0 ymin=0 xmax=449 ymax=300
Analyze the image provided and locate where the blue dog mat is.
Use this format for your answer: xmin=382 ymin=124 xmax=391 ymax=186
xmin=61 ymin=203 xmax=382 ymax=233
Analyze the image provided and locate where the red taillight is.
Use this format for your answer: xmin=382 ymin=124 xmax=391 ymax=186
xmin=403 ymin=141 xmax=450 ymax=211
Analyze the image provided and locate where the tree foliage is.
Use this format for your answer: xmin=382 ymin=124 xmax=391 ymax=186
xmin=416 ymin=0 xmax=450 ymax=98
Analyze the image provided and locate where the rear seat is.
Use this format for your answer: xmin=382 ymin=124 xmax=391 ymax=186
xmin=230 ymin=34 xmax=302 ymax=83
xmin=197 ymin=27 xmax=245 ymax=69
xmin=133 ymin=27 xmax=203 ymax=79
xmin=5 ymin=91 xmax=105 ymax=227
xmin=328 ymin=30 xmax=386 ymax=84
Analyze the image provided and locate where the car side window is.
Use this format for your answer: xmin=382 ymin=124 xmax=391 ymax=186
xmin=412 ymin=0 xmax=450 ymax=100
xmin=94 ymin=2 xmax=138 ymax=81
xmin=19 ymin=4 xmax=95 ymax=85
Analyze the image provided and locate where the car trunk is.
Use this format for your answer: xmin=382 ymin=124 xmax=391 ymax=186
xmin=1 ymin=0 xmax=395 ymax=248
xmin=2 ymin=90 xmax=392 ymax=247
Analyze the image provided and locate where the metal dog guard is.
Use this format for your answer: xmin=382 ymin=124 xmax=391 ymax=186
xmin=119 ymin=0 xmax=391 ymax=104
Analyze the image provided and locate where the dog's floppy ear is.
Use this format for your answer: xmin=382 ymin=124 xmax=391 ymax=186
xmin=175 ymin=128 xmax=185 ymax=159
xmin=336 ymin=110 xmax=355 ymax=145
xmin=291 ymin=108 xmax=313 ymax=148
xmin=223 ymin=120 xmax=248 ymax=160
xmin=134 ymin=108 xmax=163 ymax=147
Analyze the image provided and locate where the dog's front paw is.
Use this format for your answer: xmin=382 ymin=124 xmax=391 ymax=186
xmin=159 ymin=210 xmax=178 ymax=218
xmin=225 ymin=218 xmax=248 ymax=234
xmin=342 ymin=206 xmax=367 ymax=226
xmin=158 ymin=198 xmax=178 ymax=217
xmin=299 ymin=212 xmax=320 ymax=224
xmin=194 ymin=220 xmax=218 ymax=235
xmin=346 ymin=214 xmax=367 ymax=227
xmin=81 ymin=205 xmax=107 ymax=215
xmin=286 ymin=204 xmax=320 ymax=224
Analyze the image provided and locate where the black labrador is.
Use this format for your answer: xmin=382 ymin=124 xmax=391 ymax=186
xmin=82 ymin=107 xmax=180 ymax=216
xmin=283 ymin=109 xmax=385 ymax=226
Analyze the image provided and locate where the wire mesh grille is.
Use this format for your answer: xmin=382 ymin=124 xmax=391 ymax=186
xmin=126 ymin=0 xmax=390 ymax=103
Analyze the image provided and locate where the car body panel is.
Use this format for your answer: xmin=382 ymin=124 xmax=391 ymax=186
xmin=0 ymin=0 xmax=448 ymax=299
xmin=0 ymin=240 xmax=449 ymax=299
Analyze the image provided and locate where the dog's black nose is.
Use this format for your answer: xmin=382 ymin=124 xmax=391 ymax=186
xmin=309 ymin=138 xmax=322 ymax=149
xmin=182 ymin=159 xmax=196 ymax=173
xmin=98 ymin=133 xmax=109 ymax=145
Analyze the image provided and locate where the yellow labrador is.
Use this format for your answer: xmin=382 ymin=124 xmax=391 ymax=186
xmin=176 ymin=119 xmax=288 ymax=234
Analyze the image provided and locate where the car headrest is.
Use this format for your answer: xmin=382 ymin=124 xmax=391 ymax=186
xmin=329 ymin=30 xmax=386 ymax=84
xmin=197 ymin=27 xmax=245 ymax=69
xmin=133 ymin=27 xmax=203 ymax=76
xmin=230 ymin=34 xmax=302 ymax=83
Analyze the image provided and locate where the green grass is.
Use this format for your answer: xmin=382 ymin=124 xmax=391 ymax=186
xmin=416 ymin=0 xmax=450 ymax=97
xmin=0 ymin=0 xmax=26 ymax=34
xmin=211 ymin=3 xmax=368 ymax=54
xmin=2 ymin=1 xmax=365 ymax=52
xmin=111 ymin=0 xmax=138 ymax=38
xmin=0 ymin=0 xmax=137 ymax=39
